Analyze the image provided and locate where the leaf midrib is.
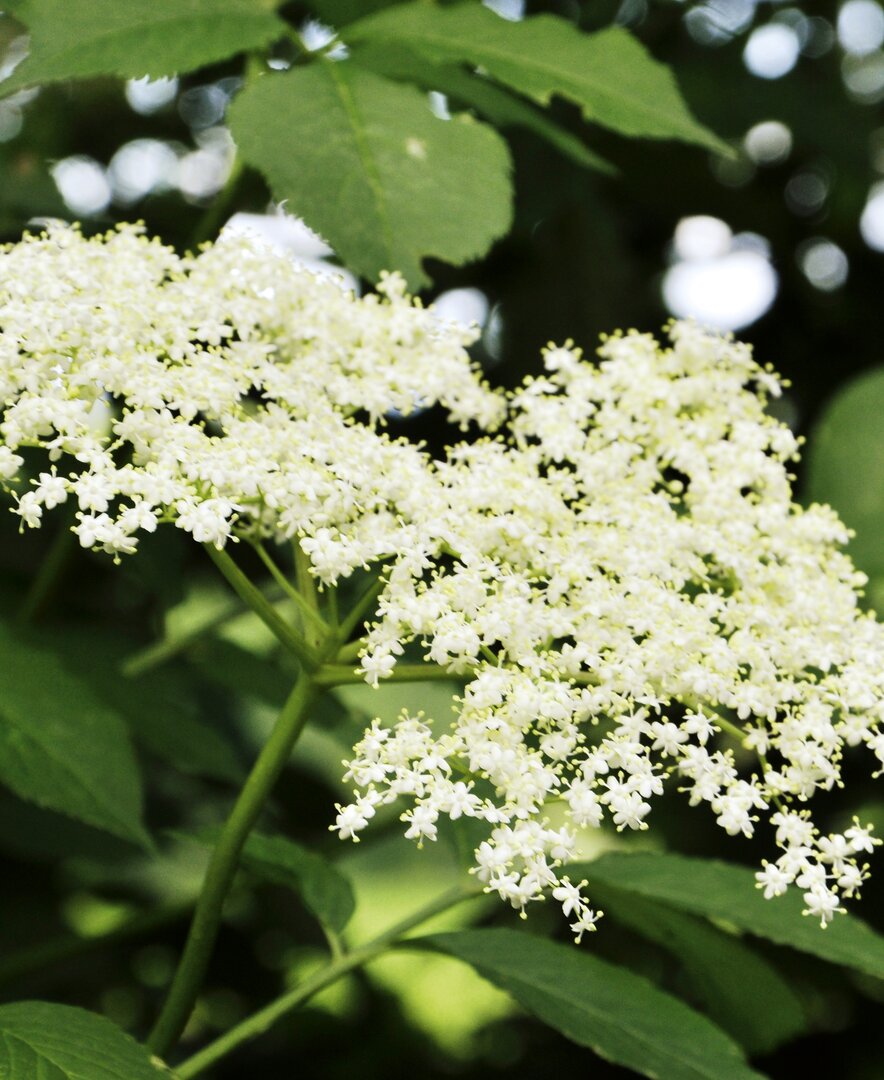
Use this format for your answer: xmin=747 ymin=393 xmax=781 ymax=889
xmin=324 ymin=62 xmax=395 ymax=271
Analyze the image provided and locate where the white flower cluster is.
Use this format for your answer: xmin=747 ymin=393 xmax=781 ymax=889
xmin=342 ymin=324 xmax=884 ymax=934
xmin=0 ymin=222 xmax=502 ymax=562
xmin=3 ymin=224 xmax=882 ymax=936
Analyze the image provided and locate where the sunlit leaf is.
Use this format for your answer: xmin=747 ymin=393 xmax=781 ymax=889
xmin=0 ymin=0 xmax=287 ymax=95
xmin=345 ymin=5 xmax=728 ymax=152
xmin=351 ymin=41 xmax=614 ymax=172
xmin=229 ymin=60 xmax=513 ymax=287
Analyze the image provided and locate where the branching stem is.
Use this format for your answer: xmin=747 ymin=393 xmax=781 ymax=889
xmin=175 ymin=885 xmax=479 ymax=1078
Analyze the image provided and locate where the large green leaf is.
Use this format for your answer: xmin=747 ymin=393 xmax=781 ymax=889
xmin=0 ymin=626 xmax=148 ymax=847
xmin=0 ymin=1001 xmax=165 ymax=1078
xmin=345 ymin=5 xmax=728 ymax=152
xmin=0 ymin=0 xmax=287 ymax=96
xmin=597 ymin=887 xmax=806 ymax=1054
xmin=804 ymin=366 xmax=884 ymax=580
xmin=305 ymin=0 xmax=402 ymax=26
xmin=228 ymin=60 xmax=513 ymax=287
xmin=180 ymin=829 xmax=355 ymax=933
xmin=421 ymin=929 xmax=764 ymax=1080
xmin=577 ymin=852 xmax=884 ymax=980
xmin=351 ymin=40 xmax=613 ymax=173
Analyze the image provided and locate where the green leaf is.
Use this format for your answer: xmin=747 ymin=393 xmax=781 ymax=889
xmin=228 ymin=60 xmax=513 ymax=287
xmin=182 ymin=829 xmax=355 ymax=933
xmin=351 ymin=40 xmax=614 ymax=173
xmin=0 ymin=1001 xmax=165 ymax=1078
xmin=597 ymin=886 xmax=806 ymax=1054
xmin=804 ymin=366 xmax=884 ymax=580
xmin=345 ymin=5 xmax=728 ymax=153
xmin=421 ymin=929 xmax=764 ymax=1080
xmin=0 ymin=626 xmax=148 ymax=847
xmin=305 ymin=0 xmax=402 ymax=27
xmin=577 ymin=852 xmax=884 ymax=981
xmin=26 ymin=627 xmax=244 ymax=784
xmin=0 ymin=0 xmax=288 ymax=96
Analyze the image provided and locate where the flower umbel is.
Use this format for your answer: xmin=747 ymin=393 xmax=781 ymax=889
xmin=4 ymin=224 xmax=882 ymax=937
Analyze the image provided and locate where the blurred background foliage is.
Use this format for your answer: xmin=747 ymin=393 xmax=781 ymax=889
xmin=1 ymin=1 xmax=884 ymax=1078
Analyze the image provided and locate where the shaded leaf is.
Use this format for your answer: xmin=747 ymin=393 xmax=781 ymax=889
xmin=181 ymin=829 xmax=355 ymax=933
xmin=229 ymin=60 xmax=513 ymax=287
xmin=0 ymin=1001 xmax=165 ymax=1078
xmin=805 ymin=365 xmax=884 ymax=580
xmin=0 ymin=0 xmax=287 ymax=96
xmin=578 ymin=851 xmax=884 ymax=980
xmin=29 ymin=627 xmax=244 ymax=784
xmin=0 ymin=625 xmax=148 ymax=847
xmin=421 ymin=929 xmax=764 ymax=1080
xmin=346 ymin=5 xmax=728 ymax=152
xmin=597 ymin=885 xmax=806 ymax=1054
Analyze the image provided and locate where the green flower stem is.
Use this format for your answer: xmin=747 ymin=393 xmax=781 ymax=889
xmin=147 ymin=671 xmax=319 ymax=1057
xmin=175 ymin=884 xmax=479 ymax=1079
xmin=18 ymin=518 xmax=77 ymax=624
xmin=335 ymin=636 xmax=365 ymax=664
xmin=251 ymin=539 xmax=329 ymax=638
xmin=315 ymin=662 xmax=461 ymax=687
xmin=205 ymin=544 xmax=321 ymax=669
xmin=294 ymin=541 xmax=321 ymax=643
xmin=337 ymin=573 xmax=386 ymax=644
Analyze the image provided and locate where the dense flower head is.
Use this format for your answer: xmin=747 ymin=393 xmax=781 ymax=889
xmin=3 ymin=223 xmax=883 ymax=937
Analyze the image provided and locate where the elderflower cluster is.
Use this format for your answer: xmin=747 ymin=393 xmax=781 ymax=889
xmin=3 ymin=224 xmax=883 ymax=937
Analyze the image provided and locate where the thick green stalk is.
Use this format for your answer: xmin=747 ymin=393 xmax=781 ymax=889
xmin=147 ymin=672 xmax=318 ymax=1057
xmin=175 ymin=885 xmax=478 ymax=1078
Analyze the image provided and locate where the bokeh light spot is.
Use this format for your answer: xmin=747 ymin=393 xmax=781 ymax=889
xmin=664 ymin=218 xmax=778 ymax=331
xmin=744 ymin=23 xmax=801 ymax=78
xmin=51 ymin=156 xmax=111 ymax=217
xmin=798 ymin=238 xmax=849 ymax=290
xmin=744 ymin=120 xmax=793 ymax=165
xmin=838 ymin=0 xmax=884 ymax=55
xmin=860 ymin=183 xmax=884 ymax=249
xmin=125 ymin=76 xmax=178 ymax=115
